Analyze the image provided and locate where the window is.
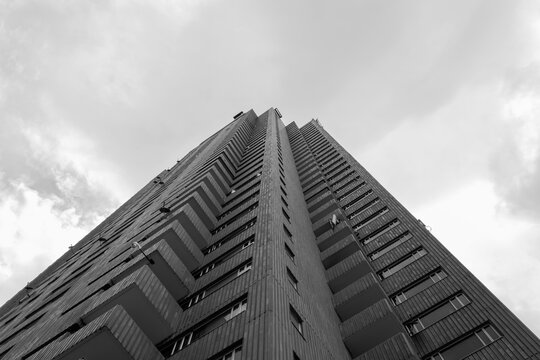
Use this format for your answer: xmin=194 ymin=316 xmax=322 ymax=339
xmin=428 ymin=324 xmax=500 ymax=360
xmin=283 ymin=225 xmax=293 ymax=239
xmin=290 ymin=306 xmax=304 ymax=336
xmin=204 ymin=218 xmax=257 ymax=255
xmin=212 ymin=202 xmax=259 ymax=235
xmin=369 ymin=232 xmax=413 ymax=261
xmin=392 ymin=269 xmax=447 ymax=305
xmin=379 ymin=248 xmax=427 ymax=280
xmin=362 ymin=219 xmax=401 ymax=245
xmin=348 ymin=198 xmax=381 ymax=220
xmin=287 ymin=268 xmax=298 ymax=291
xmin=330 ymin=170 xmax=355 ymax=187
xmin=281 ymin=186 xmax=288 ymax=196
xmin=281 ymin=196 xmax=289 ymax=208
xmin=282 ymin=208 xmax=291 ymax=223
xmin=334 ymin=176 xmax=362 ymax=194
xmin=353 ymin=207 xmax=389 ymax=231
xmin=160 ymin=297 xmax=248 ymax=356
xmin=343 ymin=189 xmax=373 ymax=210
xmin=407 ymin=294 xmax=471 ymax=334
xmin=241 ymin=238 xmax=255 ymax=250
xmin=285 ymin=243 xmax=295 ymax=263
xmin=327 ymin=166 xmax=351 ymax=183
xmin=214 ymin=345 xmax=242 ymax=360
xmin=168 ymin=332 xmax=193 ymax=355
xmin=185 ymin=291 xmax=207 ymax=309
xmin=293 ymin=351 xmax=301 ymax=360
xmin=218 ymin=190 xmax=260 ymax=221
xmin=197 ymin=236 xmax=255 ymax=278
xmin=237 ymin=262 xmax=252 ymax=276
xmin=224 ymin=299 xmax=248 ymax=321
xmin=182 ymin=260 xmax=252 ymax=309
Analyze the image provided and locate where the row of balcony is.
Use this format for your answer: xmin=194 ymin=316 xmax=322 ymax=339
xmin=294 ymin=122 xmax=420 ymax=360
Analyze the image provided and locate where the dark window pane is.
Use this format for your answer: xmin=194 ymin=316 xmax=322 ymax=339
xmin=440 ymin=334 xmax=484 ymax=360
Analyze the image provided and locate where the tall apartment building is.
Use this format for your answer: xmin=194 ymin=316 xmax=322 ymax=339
xmin=0 ymin=108 xmax=539 ymax=360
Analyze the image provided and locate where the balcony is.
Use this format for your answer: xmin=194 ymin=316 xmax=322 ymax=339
xmin=320 ymin=233 xmax=360 ymax=270
xmin=332 ymin=273 xmax=386 ymax=321
xmin=111 ymin=240 xmax=195 ymax=301
xmin=168 ymin=192 xmax=217 ymax=229
xmin=352 ymin=333 xmax=419 ymax=360
xmin=307 ymin=192 xmax=333 ymax=213
xmin=317 ymin=227 xmax=354 ymax=252
xmin=82 ymin=266 xmax=181 ymax=344
xmin=341 ymin=299 xmax=405 ymax=358
xmin=326 ymin=251 xmax=372 ymax=293
xmin=310 ymin=203 xmax=341 ymax=226
xmin=143 ymin=220 xmax=204 ymax=272
xmin=27 ymin=306 xmax=163 ymax=360
xmin=175 ymin=181 xmax=222 ymax=216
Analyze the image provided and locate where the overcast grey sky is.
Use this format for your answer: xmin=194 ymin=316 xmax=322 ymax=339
xmin=1 ymin=0 xmax=540 ymax=336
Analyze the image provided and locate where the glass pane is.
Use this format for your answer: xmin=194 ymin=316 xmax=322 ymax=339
xmin=371 ymin=233 xmax=412 ymax=260
xmin=240 ymin=300 xmax=247 ymax=312
xmin=484 ymin=325 xmax=500 ymax=342
xmin=409 ymin=320 xmax=424 ymax=334
xmin=405 ymin=279 xmax=432 ymax=298
xmin=456 ymin=294 xmax=470 ymax=306
xmin=420 ymin=303 xmax=455 ymax=328
xmin=387 ymin=255 xmax=416 ymax=275
xmin=476 ymin=329 xmax=491 ymax=345
xmin=440 ymin=334 xmax=484 ymax=360
xmin=402 ymin=270 xmax=446 ymax=300
xmin=395 ymin=293 xmax=407 ymax=304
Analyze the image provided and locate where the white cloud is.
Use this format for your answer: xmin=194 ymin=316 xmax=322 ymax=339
xmin=415 ymin=180 xmax=540 ymax=336
xmin=0 ymin=183 xmax=100 ymax=303
xmin=0 ymin=0 xmax=539 ymax=342
xmin=356 ymin=83 xmax=503 ymax=207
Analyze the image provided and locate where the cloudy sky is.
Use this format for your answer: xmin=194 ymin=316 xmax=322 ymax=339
xmin=1 ymin=0 xmax=540 ymax=336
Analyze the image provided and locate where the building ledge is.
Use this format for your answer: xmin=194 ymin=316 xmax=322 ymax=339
xmin=27 ymin=306 xmax=163 ymax=360
xmin=82 ymin=266 xmax=181 ymax=344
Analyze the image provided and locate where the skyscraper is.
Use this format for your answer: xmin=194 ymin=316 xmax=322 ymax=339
xmin=0 ymin=108 xmax=538 ymax=360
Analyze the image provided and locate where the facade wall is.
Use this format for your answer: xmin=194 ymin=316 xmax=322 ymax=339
xmin=0 ymin=109 xmax=538 ymax=360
